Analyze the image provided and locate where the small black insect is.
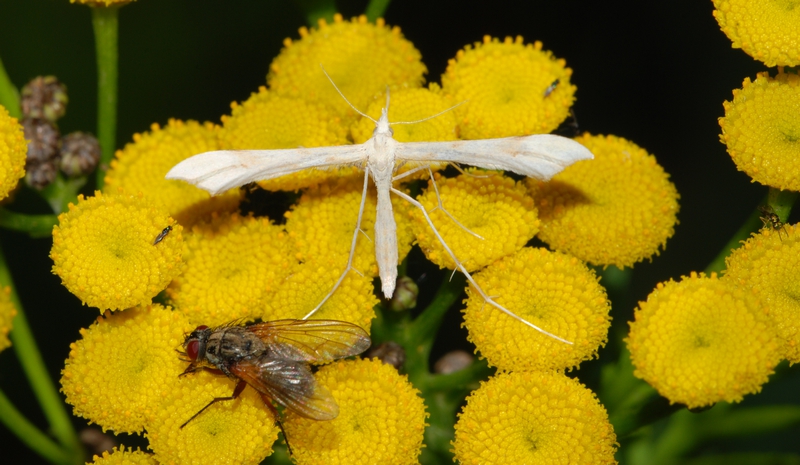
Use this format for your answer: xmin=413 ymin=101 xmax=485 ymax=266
xmin=153 ymin=226 xmax=172 ymax=245
xmin=758 ymin=205 xmax=787 ymax=240
xmin=543 ymin=79 xmax=560 ymax=98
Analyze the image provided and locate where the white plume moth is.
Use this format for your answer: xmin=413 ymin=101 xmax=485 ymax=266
xmin=166 ymin=73 xmax=593 ymax=344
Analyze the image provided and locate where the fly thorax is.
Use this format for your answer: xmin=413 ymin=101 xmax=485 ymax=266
xmin=206 ymin=328 xmax=266 ymax=366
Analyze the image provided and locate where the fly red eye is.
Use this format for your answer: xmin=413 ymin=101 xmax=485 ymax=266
xmin=196 ymin=325 xmax=208 ymax=331
xmin=186 ymin=340 xmax=200 ymax=361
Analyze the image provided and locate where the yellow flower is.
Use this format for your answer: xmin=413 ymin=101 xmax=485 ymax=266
xmin=219 ymin=87 xmax=357 ymax=191
xmin=146 ymin=368 xmax=278 ymax=465
xmin=260 ymin=255 xmax=378 ymax=331
xmin=453 ymin=371 xmax=617 ymax=465
xmin=724 ymin=223 xmax=800 ymax=363
xmin=167 ymin=212 xmax=293 ymax=327
xmin=0 ymin=287 xmax=16 ymax=352
xmin=268 ymin=14 xmax=426 ymax=120
xmin=712 ymin=0 xmax=800 ymax=67
xmin=626 ymin=272 xmax=781 ymax=409
xmin=88 ymin=445 xmax=157 ymax=465
xmin=442 ymin=35 xmax=575 ymax=139
xmin=50 ymin=191 xmax=184 ymax=311
xmin=284 ymin=176 xmax=414 ymax=279
xmin=463 ymin=247 xmax=611 ymax=371
xmin=60 ymin=304 xmax=190 ymax=434
xmin=719 ymin=71 xmax=800 ymax=191
xmin=410 ymin=170 xmax=539 ymax=272
xmin=531 ymin=133 xmax=680 ymax=268
xmin=284 ymin=358 xmax=427 ymax=465
xmin=0 ymin=105 xmax=26 ymax=200
xmin=104 ymin=119 xmax=241 ymax=227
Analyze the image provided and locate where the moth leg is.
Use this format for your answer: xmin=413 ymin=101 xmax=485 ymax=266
xmin=259 ymin=393 xmax=294 ymax=456
xmin=180 ymin=379 xmax=248 ymax=428
xmin=423 ymin=167 xmax=483 ymax=240
xmin=302 ymin=168 xmax=371 ymax=319
xmin=391 ymin=187 xmax=572 ymax=345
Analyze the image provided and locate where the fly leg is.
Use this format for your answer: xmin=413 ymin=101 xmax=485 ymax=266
xmin=259 ymin=393 xmax=293 ymax=456
xmin=180 ymin=380 xmax=247 ymax=428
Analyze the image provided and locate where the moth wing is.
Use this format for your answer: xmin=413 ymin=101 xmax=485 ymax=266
xmin=166 ymin=144 xmax=368 ymax=195
xmin=247 ymin=319 xmax=371 ymax=363
xmin=230 ymin=356 xmax=339 ymax=420
xmin=397 ymin=133 xmax=593 ymax=181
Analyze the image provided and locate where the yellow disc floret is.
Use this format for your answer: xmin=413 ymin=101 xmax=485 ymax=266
xmin=268 ymin=14 xmax=426 ymax=119
xmin=88 ymin=446 xmax=157 ymax=465
xmin=146 ymin=368 xmax=278 ymax=465
xmin=410 ymin=170 xmax=539 ymax=272
xmin=442 ymin=36 xmax=576 ymax=139
xmin=284 ymin=358 xmax=427 ymax=465
xmin=167 ymin=213 xmax=293 ymax=327
xmin=50 ymin=191 xmax=184 ymax=311
xmin=0 ymin=105 xmax=26 ymax=200
xmin=712 ymin=0 xmax=800 ymax=67
xmin=719 ymin=71 xmax=800 ymax=191
xmin=0 ymin=287 xmax=16 ymax=352
xmin=453 ymin=371 xmax=617 ymax=465
xmin=627 ymin=272 xmax=781 ymax=409
xmin=531 ymin=133 xmax=680 ymax=268
xmin=463 ymin=247 xmax=611 ymax=371
xmin=60 ymin=305 xmax=190 ymax=434
xmin=104 ymin=119 xmax=241 ymax=227
xmin=219 ymin=87 xmax=357 ymax=191
xmin=724 ymin=223 xmax=800 ymax=363
xmin=284 ymin=176 xmax=414 ymax=279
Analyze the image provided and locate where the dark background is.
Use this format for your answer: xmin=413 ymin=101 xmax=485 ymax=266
xmin=0 ymin=1 xmax=794 ymax=463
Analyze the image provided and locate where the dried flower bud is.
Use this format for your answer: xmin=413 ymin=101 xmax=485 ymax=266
xmin=22 ymin=118 xmax=60 ymax=164
xmin=25 ymin=161 xmax=58 ymax=190
xmin=434 ymin=350 xmax=473 ymax=375
xmin=21 ymin=76 xmax=68 ymax=122
xmin=366 ymin=341 xmax=406 ymax=370
xmin=60 ymin=132 xmax=101 ymax=177
xmin=389 ymin=276 xmax=418 ymax=312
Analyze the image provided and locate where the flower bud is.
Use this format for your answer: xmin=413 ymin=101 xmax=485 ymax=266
xmin=366 ymin=341 xmax=406 ymax=370
xmin=60 ymin=132 xmax=101 ymax=177
xmin=22 ymin=118 xmax=60 ymax=164
xmin=21 ymin=76 xmax=68 ymax=122
xmin=389 ymin=276 xmax=418 ymax=312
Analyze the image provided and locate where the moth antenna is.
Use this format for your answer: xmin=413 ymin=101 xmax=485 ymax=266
xmin=391 ymin=100 xmax=467 ymax=126
xmin=320 ymin=64 xmax=376 ymax=123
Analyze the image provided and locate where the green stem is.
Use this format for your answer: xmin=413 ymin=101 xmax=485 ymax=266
xmin=92 ymin=6 xmax=120 ymax=190
xmin=0 ymin=208 xmax=58 ymax=238
xmin=704 ymin=207 xmax=762 ymax=274
xmin=0 ymin=245 xmax=83 ymax=464
xmin=0 ymin=53 xmax=20 ymax=118
xmin=0 ymin=389 xmax=73 ymax=465
xmin=294 ymin=0 xmax=336 ymax=26
xmin=365 ymin=0 xmax=392 ymax=21
xmin=425 ymin=357 xmax=492 ymax=392
xmin=765 ymin=188 xmax=797 ymax=223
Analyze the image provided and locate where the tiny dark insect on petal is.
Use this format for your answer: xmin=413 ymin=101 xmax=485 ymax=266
xmin=543 ymin=79 xmax=560 ymax=98
xmin=153 ymin=226 xmax=172 ymax=245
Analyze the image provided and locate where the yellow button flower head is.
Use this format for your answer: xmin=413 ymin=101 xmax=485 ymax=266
xmin=0 ymin=105 xmax=26 ymax=200
xmin=719 ymin=71 xmax=800 ymax=191
xmin=167 ymin=212 xmax=293 ymax=327
xmin=284 ymin=175 xmax=414 ymax=279
xmin=268 ymin=14 xmax=426 ymax=119
xmin=712 ymin=0 xmax=800 ymax=67
xmin=453 ymin=371 xmax=617 ymax=465
xmin=531 ymin=133 xmax=680 ymax=268
xmin=104 ymin=119 xmax=241 ymax=227
xmin=627 ymin=272 xmax=781 ymax=409
xmin=51 ymin=191 xmax=184 ymax=311
xmin=284 ymin=358 xmax=427 ymax=465
xmin=261 ymin=254 xmax=378 ymax=331
xmin=146 ymin=368 xmax=278 ymax=465
xmin=0 ymin=287 xmax=17 ymax=353
xmin=60 ymin=304 xmax=190 ymax=434
xmin=219 ymin=87 xmax=357 ymax=191
xmin=88 ymin=446 xmax=157 ymax=465
xmin=463 ymin=247 xmax=611 ymax=371
xmin=442 ymin=36 xmax=576 ymax=139
xmin=410 ymin=170 xmax=539 ymax=272
xmin=724 ymin=223 xmax=800 ymax=363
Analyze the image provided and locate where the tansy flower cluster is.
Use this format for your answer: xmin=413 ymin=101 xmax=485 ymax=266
xmin=51 ymin=13 xmax=685 ymax=465
xmin=0 ymin=104 xmax=27 ymax=200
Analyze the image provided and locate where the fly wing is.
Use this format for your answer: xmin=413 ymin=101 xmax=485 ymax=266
xmin=397 ymin=133 xmax=593 ymax=181
xmin=229 ymin=356 xmax=339 ymax=420
xmin=166 ymin=144 xmax=368 ymax=196
xmin=247 ymin=319 xmax=371 ymax=363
